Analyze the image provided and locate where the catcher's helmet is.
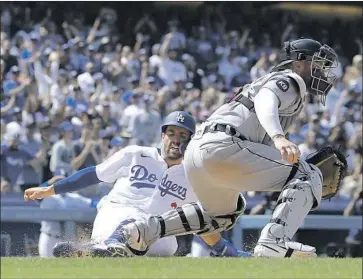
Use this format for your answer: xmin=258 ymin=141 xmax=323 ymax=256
xmin=161 ymin=111 xmax=196 ymax=135
xmin=273 ymin=38 xmax=338 ymax=104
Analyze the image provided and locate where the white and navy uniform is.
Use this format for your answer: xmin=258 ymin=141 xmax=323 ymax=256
xmin=92 ymin=146 xmax=197 ymax=256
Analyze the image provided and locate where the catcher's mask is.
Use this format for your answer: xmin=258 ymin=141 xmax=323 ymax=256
xmin=273 ymin=38 xmax=339 ymax=105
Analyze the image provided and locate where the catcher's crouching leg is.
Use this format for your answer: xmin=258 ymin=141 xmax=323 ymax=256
xmin=255 ymin=146 xmax=348 ymax=258
xmin=254 ymin=161 xmax=323 ymax=258
xmin=103 ymin=195 xmax=247 ymax=257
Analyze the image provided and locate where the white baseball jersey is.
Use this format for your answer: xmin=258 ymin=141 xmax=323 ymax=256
xmin=95 ymin=145 xmax=169 ymax=208
xmin=146 ymin=162 xmax=198 ymax=214
xmin=92 ymin=147 xmax=196 ymax=257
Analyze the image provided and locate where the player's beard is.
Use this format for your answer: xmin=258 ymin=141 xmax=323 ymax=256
xmin=161 ymin=142 xmax=183 ymax=161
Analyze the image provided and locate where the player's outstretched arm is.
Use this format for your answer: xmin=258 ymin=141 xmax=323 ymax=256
xmin=24 ymin=166 xmax=101 ymax=200
xmin=23 ymin=175 xmax=65 ymax=200
xmin=24 ymin=147 xmax=132 ymax=201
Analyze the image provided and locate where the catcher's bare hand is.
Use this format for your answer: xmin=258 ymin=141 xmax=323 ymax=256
xmin=273 ymin=135 xmax=301 ymax=164
xmin=24 ymin=186 xmax=55 ymax=201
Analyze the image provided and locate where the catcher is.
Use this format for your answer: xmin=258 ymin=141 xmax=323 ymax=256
xmin=33 ymin=39 xmax=348 ymax=258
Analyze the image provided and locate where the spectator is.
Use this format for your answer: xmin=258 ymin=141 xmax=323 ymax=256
xmin=77 ymin=62 xmax=96 ymax=95
xmin=161 ymin=20 xmax=186 ymax=50
xmin=99 ymin=129 xmax=113 ymax=162
xmin=49 ymin=121 xmax=75 ymax=176
xmin=182 ymin=54 xmax=204 ymax=91
xmin=300 ymin=114 xmax=328 ymax=146
xmin=120 ymin=93 xmax=144 ymax=133
xmin=328 ymin=117 xmax=350 ymax=154
xmin=1 ymin=39 xmax=18 ymax=74
xmin=218 ymin=46 xmax=241 ymax=89
xmin=108 ymin=137 xmax=126 ymax=158
xmin=250 ymin=52 xmax=270 ymax=81
xmin=18 ymin=123 xmax=47 ymax=191
xmin=129 ymin=95 xmax=161 ymax=146
xmin=72 ymin=123 xmax=101 ymax=171
xmin=149 ymin=44 xmax=161 ymax=73
xmin=230 ymin=61 xmax=251 ymax=89
xmin=98 ymin=102 xmax=119 ymax=133
xmin=157 ymin=33 xmax=187 ymax=87
xmin=1 ymin=77 xmax=31 ymax=118
xmin=1 ymin=132 xmax=49 ymax=193
xmin=194 ymin=26 xmax=214 ymax=65
xmin=298 ymin=131 xmax=319 ymax=160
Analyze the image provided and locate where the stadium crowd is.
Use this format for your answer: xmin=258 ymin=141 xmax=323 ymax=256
xmin=0 ymin=3 xmax=362 ymax=255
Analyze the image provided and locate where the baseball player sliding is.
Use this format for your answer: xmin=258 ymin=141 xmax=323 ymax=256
xmin=25 ymin=111 xmax=251 ymax=258
xmin=41 ymin=38 xmax=347 ymax=258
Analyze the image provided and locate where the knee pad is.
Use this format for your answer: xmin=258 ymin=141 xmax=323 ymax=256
xmin=197 ymin=194 xmax=247 ymax=235
xmin=288 ymin=160 xmax=323 ymax=210
xmin=213 ymin=193 xmax=247 ymax=231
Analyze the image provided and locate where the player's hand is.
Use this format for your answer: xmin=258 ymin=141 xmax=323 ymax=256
xmin=24 ymin=186 xmax=55 ymax=201
xmin=272 ymin=135 xmax=301 ymax=164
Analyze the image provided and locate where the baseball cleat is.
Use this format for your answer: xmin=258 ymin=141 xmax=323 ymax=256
xmin=99 ymin=239 xmax=136 ymax=257
xmin=102 ymin=224 xmax=149 ymax=257
xmin=254 ymin=241 xmax=317 ymax=258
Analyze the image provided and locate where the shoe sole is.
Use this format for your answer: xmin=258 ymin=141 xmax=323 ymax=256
xmin=254 ymin=245 xmax=317 ymax=258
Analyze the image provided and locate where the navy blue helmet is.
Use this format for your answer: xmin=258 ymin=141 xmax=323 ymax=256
xmin=161 ymin=111 xmax=196 ymax=135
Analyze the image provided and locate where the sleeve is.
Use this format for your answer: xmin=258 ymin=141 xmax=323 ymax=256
xmin=254 ymin=88 xmax=285 ymax=139
xmin=259 ymin=78 xmax=301 ymax=114
xmin=95 ymin=146 xmax=134 ymax=183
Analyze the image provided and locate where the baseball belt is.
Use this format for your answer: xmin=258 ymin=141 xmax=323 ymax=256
xmin=204 ymin=123 xmax=247 ymax=141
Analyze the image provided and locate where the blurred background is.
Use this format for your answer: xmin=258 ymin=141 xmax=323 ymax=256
xmin=0 ymin=1 xmax=362 ymax=258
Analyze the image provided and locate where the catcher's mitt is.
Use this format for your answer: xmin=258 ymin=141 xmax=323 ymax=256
xmin=306 ymin=146 xmax=348 ymax=200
